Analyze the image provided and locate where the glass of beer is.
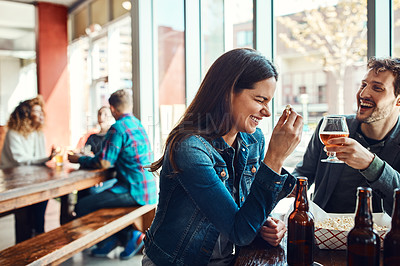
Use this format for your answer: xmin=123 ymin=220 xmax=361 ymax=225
xmin=319 ymin=115 xmax=349 ymax=163
xmin=55 ymin=146 xmax=64 ymax=166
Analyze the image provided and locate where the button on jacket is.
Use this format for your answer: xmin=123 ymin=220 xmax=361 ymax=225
xmin=144 ymin=128 xmax=296 ymax=265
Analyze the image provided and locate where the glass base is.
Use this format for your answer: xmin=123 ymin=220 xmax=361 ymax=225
xmin=321 ymin=158 xmax=344 ymax=163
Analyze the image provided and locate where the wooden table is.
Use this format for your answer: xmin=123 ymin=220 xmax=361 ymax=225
xmin=0 ymin=163 xmax=113 ymax=215
xmin=235 ymin=236 xmax=347 ymax=266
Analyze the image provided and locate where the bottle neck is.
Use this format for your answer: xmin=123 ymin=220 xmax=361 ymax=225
xmin=295 ymin=181 xmax=309 ymax=211
xmin=391 ymin=192 xmax=400 ymax=230
xmin=354 ymin=193 xmax=373 ymax=228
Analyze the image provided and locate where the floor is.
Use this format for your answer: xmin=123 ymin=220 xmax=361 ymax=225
xmin=0 ymin=199 xmax=143 ymax=266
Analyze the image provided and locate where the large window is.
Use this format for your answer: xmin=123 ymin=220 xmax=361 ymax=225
xmin=393 ymin=0 xmax=400 ymax=57
xmin=229 ymin=0 xmax=253 ymax=49
xmin=69 ymin=38 xmax=90 ymax=144
xmin=201 ymin=0 xmax=224 ymax=76
xmin=156 ymin=0 xmax=185 ymax=153
xmin=69 ymin=16 xmax=132 ymax=146
xmin=274 ymin=0 xmax=368 ymax=169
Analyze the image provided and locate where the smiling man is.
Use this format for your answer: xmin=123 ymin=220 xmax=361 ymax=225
xmin=292 ymin=57 xmax=400 ymax=215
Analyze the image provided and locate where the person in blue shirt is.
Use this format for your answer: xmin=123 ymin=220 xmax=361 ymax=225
xmin=143 ymin=48 xmax=303 ymax=265
xmin=68 ymin=89 xmax=157 ymax=260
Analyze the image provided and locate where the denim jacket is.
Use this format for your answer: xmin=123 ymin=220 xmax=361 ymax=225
xmin=144 ymin=128 xmax=296 ymax=265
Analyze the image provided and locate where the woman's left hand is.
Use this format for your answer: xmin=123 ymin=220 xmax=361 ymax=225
xmin=259 ymin=217 xmax=287 ymax=246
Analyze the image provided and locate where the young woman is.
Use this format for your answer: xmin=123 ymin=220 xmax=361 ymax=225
xmin=0 ymin=96 xmax=56 ymax=243
xmin=78 ymin=106 xmax=117 ymax=197
xmin=143 ymin=48 xmax=303 ymax=265
xmin=84 ymin=106 xmax=114 ymax=155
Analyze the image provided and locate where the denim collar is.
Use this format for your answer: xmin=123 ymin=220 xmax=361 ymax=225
xmin=211 ymin=131 xmax=259 ymax=152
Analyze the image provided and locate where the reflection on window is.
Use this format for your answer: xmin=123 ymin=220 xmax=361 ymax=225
xmin=69 ymin=39 xmax=90 ymax=143
xmin=109 ymin=18 xmax=132 ymax=90
xmin=156 ymin=0 xmax=185 ymax=152
xmin=392 ymin=0 xmax=400 ymax=56
xmin=91 ymin=36 xmax=108 ymax=80
xmin=275 ymin=0 xmax=367 ymax=170
xmin=236 ymin=31 xmax=252 ymax=47
xmin=201 ymin=0 xmax=224 ymax=76
xmin=230 ymin=0 xmax=253 ymax=48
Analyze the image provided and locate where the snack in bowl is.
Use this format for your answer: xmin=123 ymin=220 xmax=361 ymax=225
xmin=314 ymin=214 xmax=389 ymax=250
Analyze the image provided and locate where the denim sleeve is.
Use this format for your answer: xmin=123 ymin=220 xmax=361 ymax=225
xmin=174 ymin=137 xmax=291 ymax=246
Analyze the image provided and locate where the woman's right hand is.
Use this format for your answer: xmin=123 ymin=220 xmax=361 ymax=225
xmin=49 ymin=145 xmax=57 ymax=161
xmin=264 ymin=107 xmax=303 ymax=173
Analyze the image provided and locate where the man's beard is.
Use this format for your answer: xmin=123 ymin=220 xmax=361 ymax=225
xmin=356 ymin=105 xmax=393 ymax=124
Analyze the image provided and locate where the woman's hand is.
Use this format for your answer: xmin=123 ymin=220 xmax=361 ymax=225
xmin=48 ymin=145 xmax=57 ymax=161
xmin=264 ymin=107 xmax=303 ymax=173
xmin=259 ymin=217 xmax=287 ymax=246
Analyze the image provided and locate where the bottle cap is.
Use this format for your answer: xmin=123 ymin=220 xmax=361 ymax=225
xmin=357 ymin=186 xmax=372 ymax=196
xmin=296 ymin=176 xmax=308 ymax=185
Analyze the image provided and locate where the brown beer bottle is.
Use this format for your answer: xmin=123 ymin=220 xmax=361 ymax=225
xmin=347 ymin=187 xmax=380 ymax=266
xmin=383 ymin=188 xmax=400 ymax=265
xmin=287 ymin=177 xmax=314 ymax=266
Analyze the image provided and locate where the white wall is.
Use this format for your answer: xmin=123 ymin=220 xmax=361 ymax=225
xmin=0 ymin=57 xmax=37 ymax=125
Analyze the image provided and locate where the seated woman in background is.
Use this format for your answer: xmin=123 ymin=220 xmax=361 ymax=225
xmin=0 ymin=96 xmax=56 ymax=243
xmin=78 ymin=106 xmax=117 ymax=198
xmin=143 ymin=48 xmax=303 ymax=265
xmin=84 ymin=106 xmax=114 ymax=155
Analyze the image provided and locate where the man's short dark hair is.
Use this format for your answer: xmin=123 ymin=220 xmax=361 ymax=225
xmin=108 ymin=89 xmax=133 ymax=112
xmin=368 ymin=57 xmax=400 ymax=96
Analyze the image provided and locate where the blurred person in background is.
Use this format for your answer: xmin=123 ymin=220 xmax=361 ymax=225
xmin=78 ymin=106 xmax=117 ymax=198
xmin=293 ymin=57 xmax=400 ymax=216
xmin=83 ymin=106 xmax=114 ymax=155
xmin=0 ymin=95 xmax=56 ymax=243
xmin=68 ymin=89 xmax=157 ymax=260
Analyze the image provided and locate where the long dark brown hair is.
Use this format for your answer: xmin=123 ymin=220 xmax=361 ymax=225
xmin=150 ymin=48 xmax=278 ymax=173
xmin=7 ymin=95 xmax=45 ymax=137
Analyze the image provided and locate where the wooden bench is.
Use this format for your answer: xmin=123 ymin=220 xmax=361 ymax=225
xmin=0 ymin=204 xmax=156 ymax=266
